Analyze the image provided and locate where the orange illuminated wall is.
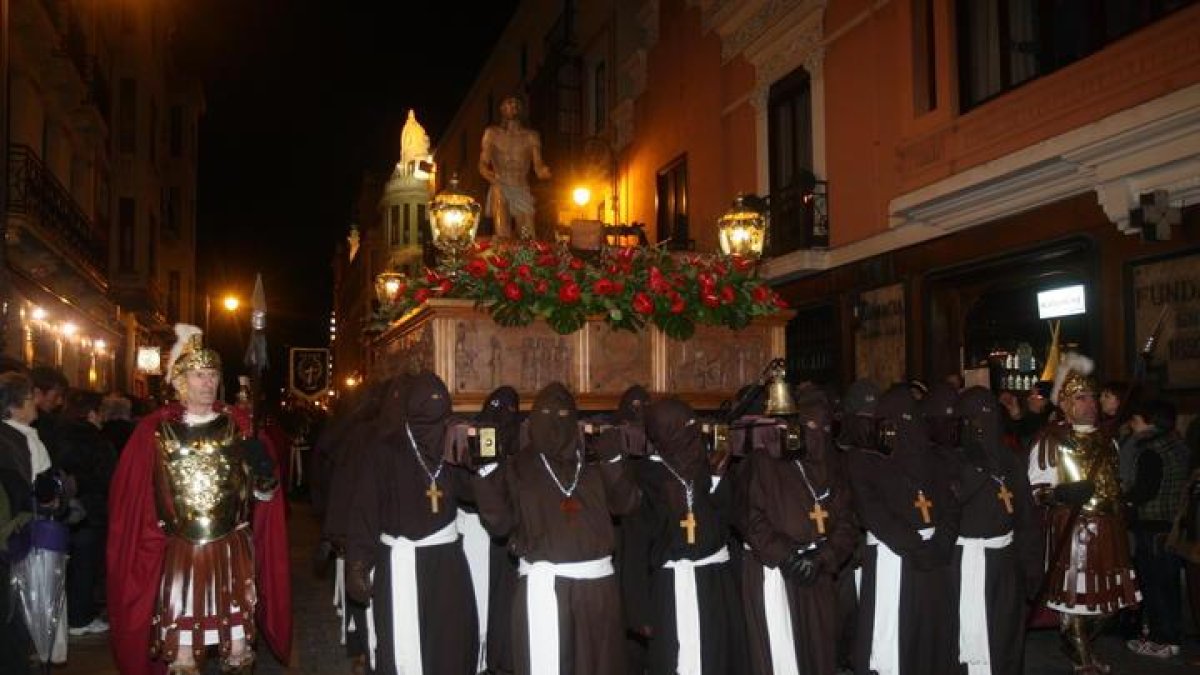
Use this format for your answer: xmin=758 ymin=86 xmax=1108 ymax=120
xmin=623 ymin=0 xmax=757 ymax=253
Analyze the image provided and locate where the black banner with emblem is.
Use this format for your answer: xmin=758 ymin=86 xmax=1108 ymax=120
xmin=289 ymin=347 xmax=331 ymax=400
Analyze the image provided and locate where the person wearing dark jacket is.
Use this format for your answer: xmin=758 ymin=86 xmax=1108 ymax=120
xmin=57 ymin=389 xmax=117 ymax=636
xmin=1123 ymin=399 xmax=1188 ymax=659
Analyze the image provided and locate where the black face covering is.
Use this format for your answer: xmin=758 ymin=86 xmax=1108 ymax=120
xmin=529 ymin=382 xmax=579 ymax=462
xmin=953 ymin=386 xmax=1002 ymax=469
xmin=796 ymin=400 xmax=834 ymax=461
xmin=837 ymin=379 xmax=881 ymax=449
xmin=645 ymin=398 xmax=705 ymax=478
xmin=920 ymin=382 xmax=961 ymax=448
xmin=870 ymin=385 xmax=927 ymax=458
xmin=405 ymin=372 xmax=451 ymax=461
xmin=477 ymin=386 xmax=520 ymax=456
xmin=616 ymin=385 xmax=651 ymax=425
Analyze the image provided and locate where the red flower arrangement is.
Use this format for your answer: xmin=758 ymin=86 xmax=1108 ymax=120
xmin=373 ymin=242 xmax=788 ymax=340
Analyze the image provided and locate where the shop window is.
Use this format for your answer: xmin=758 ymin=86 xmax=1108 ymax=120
xmin=956 ymin=0 xmax=1197 ymax=112
xmin=912 ymin=0 xmax=938 ymax=114
xmin=655 ymin=155 xmax=689 ymax=251
xmin=787 ymin=304 xmax=841 ymax=386
xmin=767 ymin=67 xmax=820 ymax=255
xmin=119 ymin=78 xmax=136 ymax=154
xmin=118 ymin=197 xmax=136 ymax=272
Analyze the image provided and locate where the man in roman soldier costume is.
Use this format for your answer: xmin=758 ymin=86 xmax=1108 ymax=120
xmin=1029 ymin=354 xmax=1139 ymax=674
xmin=107 ymin=325 xmax=291 ymax=675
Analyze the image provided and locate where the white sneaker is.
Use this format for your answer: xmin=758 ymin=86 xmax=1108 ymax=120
xmin=68 ymin=618 xmax=109 ymax=636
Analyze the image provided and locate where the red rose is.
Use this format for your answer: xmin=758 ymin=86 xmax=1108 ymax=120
xmin=732 ymin=256 xmax=755 ymax=273
xmin=701 ymin=292 xmax=720 ymax=308
xmin=713 ymin=262 xmax=728 ymax=276
xmin=556 ymin=271 xmax=573 ymax=283
xmin=536 ymin=254 xmax=558 ymax=268
xmin=413 ymin=288 xmax=430 ymax=303
xmin=491 ymin=256 xmax=511 ymax=269
xmin=612 ymin=280 xmax=625 ymax=294
xmin=465 ymin=259 xmax=489 ymax=278
xmin=720 ymin=285 xmax=735 ymax=304
xmin=568 ymin=257 xmax=585 ymax=270
xmin=632 ymin=292 xmax=654 ymax=315
xmin=535 ymin=279 xmax=549 ymax=294
xmin=773 ymin=295 xmax=789 ymax=309
xmin=752 ymin=285 xmax=770 ymax=302
xmin=697 ymin=273 xmax=715 ymax=290
xmin=503 ymin=282 xmax=523 ymax=301
xmin=437 ymin=278 xmax=454 ymax=294
xmin=516 ymin=264 xmax=533 ymax=280
xmin=534 ymin=241 xmax=552 ymax=254
xmin=475 ymin=240 xmax=491 ymax=253
xmin=593 ymin=278 xmax=617 ymax=296
xmin=669 ymin=293 xmax=686 ymax=314
xmin=425 ymin=269 xmax=441 ymax=283
xmin=558 ymin=282 xmax=582 ymax=304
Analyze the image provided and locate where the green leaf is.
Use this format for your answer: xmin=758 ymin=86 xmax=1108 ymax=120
xmin=655 ymin=314 xmax=695 ymax=341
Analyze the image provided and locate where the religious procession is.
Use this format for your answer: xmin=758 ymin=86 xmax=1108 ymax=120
xmin=4 ymin=3 xmax=1200 ymax=675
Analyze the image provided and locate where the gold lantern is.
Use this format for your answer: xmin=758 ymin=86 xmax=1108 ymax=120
xmin=717 ymin=194 xmax=767 ymax=259
xmin=375 ymin=271 xmax=407 ymax=307
xmin=429 ymin=175 xmax=481 ymax=269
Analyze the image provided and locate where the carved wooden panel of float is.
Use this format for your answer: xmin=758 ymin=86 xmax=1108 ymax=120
xmin=371 ymin=298 xmax=791 ymax=411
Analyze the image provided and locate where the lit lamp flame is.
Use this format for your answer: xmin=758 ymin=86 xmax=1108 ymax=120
xmin=375 ymin=271 xmax=407 ymax=308
xmin=717 ymin=194 xmax=767 ymax=260
xmin=572 ymin=186 xmax=591 ymax=207
xmin=429 ymin=174 xmax=481 ymax=269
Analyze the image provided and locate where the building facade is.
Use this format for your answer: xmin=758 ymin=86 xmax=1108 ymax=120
xmin=434 ymin=0 xmax=1200 ymax=406
xmin=2 ymin=0 xmax=202 ymax=395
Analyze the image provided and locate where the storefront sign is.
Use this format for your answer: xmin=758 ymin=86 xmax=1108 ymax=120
xmin=1037 ymin=284 xmax=1087 ymax=319
xmin=289 ymin=347 xmax=331 ymax=400
xmin=855 ymin=283 xmax=906 ymax=387
xmin=136 ymin=346 xmax=161 ymax=374
xmin=1132 ymin=252 xmax=1200 ymax=389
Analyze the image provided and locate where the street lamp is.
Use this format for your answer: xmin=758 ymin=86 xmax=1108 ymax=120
xmin=428 ymin=175 xmax=480 ymax=269
xmin=717 ymin=194 xmax=768 ymax=260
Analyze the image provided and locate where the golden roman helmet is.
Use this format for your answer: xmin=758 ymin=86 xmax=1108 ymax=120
xmin=1051 ymin=352 xmax=1096 ymax=405
xmin=166 ymin=323 xmax=222 ymax=386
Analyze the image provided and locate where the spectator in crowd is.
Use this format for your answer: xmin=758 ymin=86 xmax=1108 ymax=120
xmin=1 ymin=373 xmax=36 ymax=675
xmin=1099 ymin=381 xmax=1137 ymax=441
xmin=1 ymin=372 xmax=52 ymax=486
xmin=907 ymin=377 xmax=930 ymax=400
xmin=1124 ymin=399 xmax=1189 ymax=659
xmin=57 ymin=389 xmax=117 ymax=637
xmin=29 ymin=366 xmax=68 ymax=463
xmin=99 ymin=393 xmax=135 ymax=455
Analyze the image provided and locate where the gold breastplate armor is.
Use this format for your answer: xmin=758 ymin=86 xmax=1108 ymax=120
xmin=1051 ymin=428 xmax=1121 ymax=514
xmin=154 ymin=414 xmax=249 ymax=543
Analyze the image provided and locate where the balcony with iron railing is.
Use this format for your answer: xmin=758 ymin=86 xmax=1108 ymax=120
xmin=6 ymin=144 xmax=107 ymax=283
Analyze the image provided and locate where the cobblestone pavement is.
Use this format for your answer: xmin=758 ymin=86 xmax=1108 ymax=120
xmin=56 ymin=501 xmax=1199 ymax=674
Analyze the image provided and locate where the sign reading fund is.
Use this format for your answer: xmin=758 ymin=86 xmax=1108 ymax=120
xmin=1132 ymin=253 xmax=1200 ymax=389
xmin=1037 ymin=284 xmax=1087 ymax=319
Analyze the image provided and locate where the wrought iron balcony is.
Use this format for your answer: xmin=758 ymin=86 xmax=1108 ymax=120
xmin=6 ymin=144 xmax=107 ymax=280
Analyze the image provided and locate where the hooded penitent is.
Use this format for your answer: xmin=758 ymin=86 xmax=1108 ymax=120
xmin=837 ymin=378 xmax=880 ymax=449
xmin=404 ymin=372 xmax=451 ymax=462
xmin=645 ymin=398 xmax=706 ymax=483
xmin=615 ymin=385 xmax=651 ymax=425
xmin=953 ymin=386 xmax=1003 ymax=471
xmin=797 ymin=397 xmax=835 ymax=462
xmin=871 ymin=384 xmax=926 ymax=457
xmin=476 ymin=385 xmax=520 ymax=457
xmin=529 ymin=382 xmax=580 ymax=467
xmin=919 ymin=382 xmax=961 ymax=449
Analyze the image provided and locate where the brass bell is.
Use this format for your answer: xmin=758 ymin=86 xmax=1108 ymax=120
xmin=763 ymin=359 xmax=797 ymax=416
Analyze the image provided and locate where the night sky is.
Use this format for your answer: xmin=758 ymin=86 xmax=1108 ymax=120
xmin=177 ymin=1 xmax=518 ymax=379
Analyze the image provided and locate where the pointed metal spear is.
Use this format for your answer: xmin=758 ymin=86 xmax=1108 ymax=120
xmin=243 ymin=273 xmax=269 ymax=433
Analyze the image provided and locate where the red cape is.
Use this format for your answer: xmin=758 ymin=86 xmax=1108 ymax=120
xmin=106 ymin=404 xmax=292 ymax=675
